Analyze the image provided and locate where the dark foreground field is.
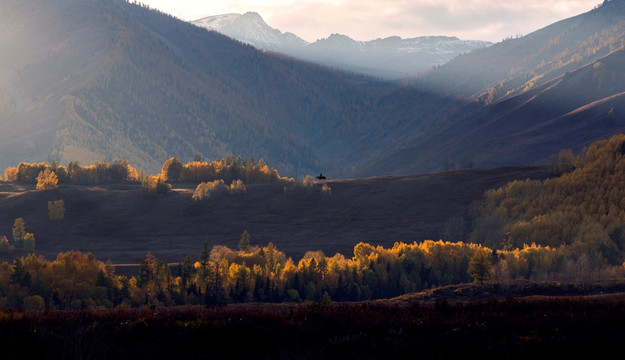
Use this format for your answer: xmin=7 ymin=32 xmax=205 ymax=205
xmin=1 ymin=290 xmax=623 ymax=360
xmin=0 ymin=166 xmax=549 ymax=265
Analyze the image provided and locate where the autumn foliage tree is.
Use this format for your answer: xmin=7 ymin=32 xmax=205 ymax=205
xmin=36 ymin=169 xmax=58 ymax=190
xmin=162 ymin=155 xmax=291 ymax=185
xmin=160 ymin=157 xmax=184 ymax=182
xmin=468 ymin=249 xmax=491 ymax=285
xmin=3 ymin=167 xmax=17 ymax=182
xmin=48 ymin=200 xmax=65 ymax=221
xmin=12 ymin=218 xmax=26 ymax=249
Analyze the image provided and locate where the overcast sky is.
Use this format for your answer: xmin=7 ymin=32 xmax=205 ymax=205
xmin=141 ymin=0 xmax=601 ymax=42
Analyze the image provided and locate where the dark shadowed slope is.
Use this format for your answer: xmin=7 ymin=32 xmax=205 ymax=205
xmin=0 ymin=166 xmax=549 ymax=264
xmin=361 ymin=49 xmax=625 ymax=175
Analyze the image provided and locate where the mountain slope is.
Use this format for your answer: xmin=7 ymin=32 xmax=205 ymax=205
xmin=3 ymin=0 xmax=625 ymax=180
xmin=419 ymin=0 xmax=625 ymax=102
xmin=353 ymin=0 xmax=625 ymax=176
xmin=359 ymin=47 xmax=625 ymax=176
xmin=192 ymin=12 xmax=491 ymax=79
xmin=0 ymin=0 xmax=392 ymax=176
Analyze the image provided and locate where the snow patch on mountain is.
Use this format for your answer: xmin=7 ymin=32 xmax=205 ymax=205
xmin=191 ymin=13 xmax=492 ymax=79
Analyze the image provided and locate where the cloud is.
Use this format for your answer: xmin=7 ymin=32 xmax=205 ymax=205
xmin=142 ymin=0 xmax=599 ymax=42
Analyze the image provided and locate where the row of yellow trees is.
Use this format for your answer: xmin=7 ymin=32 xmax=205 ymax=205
xmin=1 ymin=237 xmax=623 ymax=310
xmin=3 ymin=155 xmax=291 ymax=188
xmin=160 ymin=155 xmax=291 ymax=184
xmin=3 ymin=160 xmax=138 ymax=185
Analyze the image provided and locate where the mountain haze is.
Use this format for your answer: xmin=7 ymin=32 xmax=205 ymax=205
xmin=0 ymin=0 xmax=392 ymax=176
xmin=192 ymin=12 xmax=491 ymax=79
xmin=419 ymin=0 xmax=625 ymax=102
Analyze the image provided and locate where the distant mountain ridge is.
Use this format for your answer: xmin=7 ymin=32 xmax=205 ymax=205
xmin=192 ymin=12 xmax=491 ymax=79
xmin=192 ymin=12 xmax=307 ymax=52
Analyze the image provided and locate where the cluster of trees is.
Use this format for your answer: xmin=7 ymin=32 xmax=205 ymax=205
xmin=160 ymin=155 xmax=291 ymax=184
xmin=2 ymin=235 xmax=623 ymax=310
xmin=471 ymin=134 xmax=625 ymax=267
xmin=3 ymin=156 xmax=289 ymax=189
xmin=140 ymin=175 xmax=172 ymax=194
xmin=0 ymin=218 xmax=35 ymax=255
xmin=4 ymin=160 xmax=138 ymax=185
xmin=192 ymin=179 xmax=246 ymax=201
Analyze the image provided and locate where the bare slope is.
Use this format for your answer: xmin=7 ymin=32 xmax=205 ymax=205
xmin=0 ymin=166 xmax=549 ymax=264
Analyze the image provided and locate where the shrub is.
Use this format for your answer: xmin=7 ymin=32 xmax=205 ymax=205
xmin=192 ymin=180 xmax=228 ymax=201
xmin=142 ymin=176 xmax=172 ymax=194
xmin=229 ymin=179 xmax=247 ymax=194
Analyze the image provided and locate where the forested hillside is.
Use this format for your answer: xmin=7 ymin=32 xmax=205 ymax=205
xmin=0 ymin=0 xmax=392 ymax=176
xmin=471 ymin=134 xmax=625 ymax=266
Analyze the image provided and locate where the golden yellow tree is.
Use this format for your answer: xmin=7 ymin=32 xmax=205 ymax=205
xmin=4 ymin=167 xmax=18 ymax=182
xmin=36 ymin=169 xmax=58 ymax=190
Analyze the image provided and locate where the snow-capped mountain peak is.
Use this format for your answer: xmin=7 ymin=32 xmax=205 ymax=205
xmin=192 ymin=13 xmax=242 ymax=30
xmin=192 ymin=13 xmax=492 ymax=79
xmin=192 ymin=12 xmax=307 ymax=51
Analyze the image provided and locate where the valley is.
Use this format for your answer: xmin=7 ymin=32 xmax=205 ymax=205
xmin=2 ymin=1 xmax=625 ymax=355
xmin=0 ymin=165 xmax=549 ymax=264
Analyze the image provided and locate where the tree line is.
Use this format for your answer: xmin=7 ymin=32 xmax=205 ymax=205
xmin=1 ymin=235 xmax=623 ymax=310
xmin=2 ymin=155 xmax=291 ymax=188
